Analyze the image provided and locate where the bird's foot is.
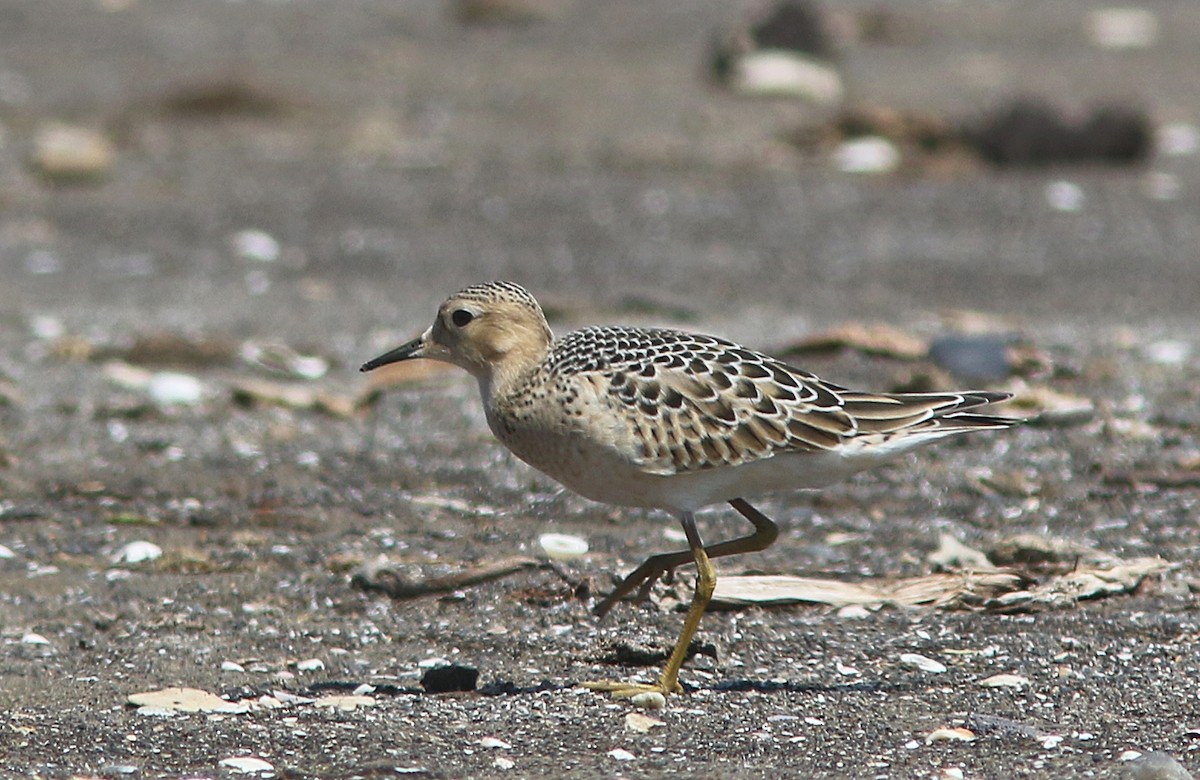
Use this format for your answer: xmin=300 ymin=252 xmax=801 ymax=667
xmin=579 ymin=679 xmax=681 ymax=700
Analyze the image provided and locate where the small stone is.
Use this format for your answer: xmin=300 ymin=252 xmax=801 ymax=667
xmin=538 ymin=532 xmax=588 ymax=560
xmin=926 ymin=727 xmax=976 ymax=744
xmin=480 ymin=737 xmax=512 ymax=750
xmin=112 ymin=541 xmax=163 ymax=565
xmin=1046 ymin=180 xmax=1085 ymax=212
xmin=625 ymin=712 xmax=666 ymax=733
xmin=1041 ymin=734 xmax=1065 ymax=749
xmin=607 ymin=748 xmax=636 ymax=761
xmin=0 ymin=544 xmax=16 ymax=560
xmin=295 ymin=658 xmax=325 ymax=672
xmin=148 ymin=372 xmax=203 ymax=406
xmin=21 ymin=632 xmax=50 ymax=645
xmin=31 ymin=122 xmax=115 ymax=181
xmin=629 ymin=691 xmax=667 ymax=710
xmin=232 ymin=229 xmax=281 ymax=262
xmin=929 ymin=335 xmax=1014 ymax=383
xmin=1143 ymin=340 xmax=1191 ymax=366
xmin=836 ymin=605 xmax=871 ymax=620
xmin=218 ymin=756 xmax=275 ymax=774
xmin=420 ymin=663 xmax=479 ymax=693
xmin=221 ymin=661 xmax=245 ymax=673
xmin=729 ymin=51 xmax=843 ymax=103
xmin=493 ymin=757 xmax=515 ymax=771
xmin=1087 ymin=8 xmax=1158 ymax=50
xmin=980 ymin=673 xmax=1030 ymax=688
xmin=834 ymin=137 xmax=900 ymax=174
xmin=899 ymin=653 xmax=947 ymax=674
xmin=940 ymin=769 xmax=966 ymax=780
xmin=1159 ymin=123 xmax=1200 ymax=157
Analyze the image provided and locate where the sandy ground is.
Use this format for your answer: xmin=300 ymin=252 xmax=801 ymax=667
xmin=2 ymin=1 xmax=1200 ymax=777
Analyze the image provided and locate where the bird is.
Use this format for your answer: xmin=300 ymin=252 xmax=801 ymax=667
xmin=361 ymin=281 xmax=1018 ymax=699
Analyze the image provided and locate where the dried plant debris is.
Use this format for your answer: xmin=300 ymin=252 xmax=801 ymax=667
xmin=350 ymin=555 xmax=546 ymax=600
xmin=779 ymin=321 xmax=928 ymax=360
xmin=712 ymin=535 xmax=1171 ymax=613
xmin=230 ymin=378 xmax=356 ymax=418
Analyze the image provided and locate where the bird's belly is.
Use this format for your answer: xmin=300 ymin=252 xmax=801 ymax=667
xmin=496 ymin=421 xmax=870 ymax=512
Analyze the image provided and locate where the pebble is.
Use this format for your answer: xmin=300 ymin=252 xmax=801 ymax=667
xmin=493 ymin=757 xmax=515 ymax=771
xmin=29 ymin=315 xmax=64 ymax=340
xmin=1159 ymin=123 xmax=1200 ymax=157
xmin=834 ymin=137 xmax=900 ymax=174
xmin=979 ymin=673 xmax=1030 ymax=688
xmin=625 ymin=712 xmax=666 ymax=733
xmin=22 ymin=632 xmax=50 ymax=645
xmin=112 ymin=540 xmax=163 ymax=565
xmin=295 ymin=658 xmax=325 ymax=672
xmin=607 ymin=748 xmax=636 ymax=761
xmin=629 ymin=691 xmax=667 ymax=710
xmin=480 ymin=737 xmax=512 ymax=750
xmin=1143 ymin=340 xmax=1191 ymax=366
xmin=899 ymin=653 xmax=947 ymax=674
xmin=1087 ymin=8 xmax=1159 ymax=50
xmin=0 ymin=544 xmax=16 ymax=559
xmin=538 ymin=532 xmax=588 ymax=560
xmin=1045 ymin=180 xmax=1086 ymax=212
xmin=420 ymin=663 xmax=479 ymax=693
xmin=31 ymin=122 xmax=115 ymax=181
xmin=148 ymin=371 xmax=204 ymax=406
xmin=929 ymin=335 xmax=1014 ymax=382
xmin=232 ymin=229 xmax=281 ymax=263
xmin=218 ymin=756 xmax=275 ymax=775
xmin=836 ymin=605 xmax=871 ymax=620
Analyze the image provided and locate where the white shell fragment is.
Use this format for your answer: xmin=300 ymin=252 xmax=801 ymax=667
xmin=979 ymin=673 xmax=1030 ymax=688
xmin=479 ymin=737 xmax=512 ymax=750
xmin=607 ymin=748 xmax=636 ymax=761
xmin=127 ymin=687 xmax=249 ymax=714
xmin=112 ymin=541 xmax=163 ymax=565
xmin=232 ymin=229 xmax=281 ymax=263
xmin=148 ymin=372 xmax=204 ymax=406
xmin=835 ymin=137 xmax=901 ymax=174
xmin=625 ymin=712 xmax=666 ymax=733
xmin=899 ymin=653 xmax=947 ymax=674
xmin=538 ymin=532 xmax=588 ymax=560
xmin=295 ymin=658 xmax=325 ymax=672
xmin=926 ymin=727 xmax=976 ymax=743
xmin=312 ymin=695 xmax=376 ymax=711
xmin=219 ymin=756 xmax=275 ymax=774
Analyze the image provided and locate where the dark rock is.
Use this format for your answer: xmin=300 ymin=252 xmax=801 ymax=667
xmin=420 ymin=664 xmax=479 ymax=694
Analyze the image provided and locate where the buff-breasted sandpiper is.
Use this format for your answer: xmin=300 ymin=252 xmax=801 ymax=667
xmin=362 ymin=281 xmax=1018 ymax=699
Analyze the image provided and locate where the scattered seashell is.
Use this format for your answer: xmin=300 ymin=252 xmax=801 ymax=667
xmin=625 ymin=712 xmax=666 ymax=733
xmin=538 ymin=532 xmax=588 ymax=560
xmin=218 ymin=756 xmax=275 ymax=774
xmin=607 ymin=748 xmax=636 ymax=761
xmin=926 ymin=727 xmax=976 ymax=743
xmin=112 ymin=541 xmax=163 ymax=565
xmin=480 ymin=737 xmax=512 ymax=750
xmin=899 ymin=653 xmax=947 ymax=674
xmin=979 ymin=673 xmax=1030 ymax=688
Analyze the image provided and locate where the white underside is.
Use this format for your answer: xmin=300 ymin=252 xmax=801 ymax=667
xmin=523 ymin=428 xmax=967 ymax=513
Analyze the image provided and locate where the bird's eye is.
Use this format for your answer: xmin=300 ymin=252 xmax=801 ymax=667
xmin=450 ymin=309 xmax=475 ymax=328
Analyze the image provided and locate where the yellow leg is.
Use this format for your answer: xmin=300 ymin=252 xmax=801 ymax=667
xmin=593 ymin=498 xmax=778 ymax=618
xmin=583 ymin=511 xmax=717 ymax=699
